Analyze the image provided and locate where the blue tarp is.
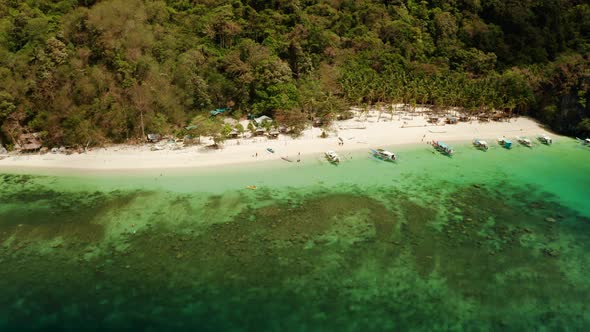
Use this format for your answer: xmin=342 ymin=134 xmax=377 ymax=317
xmin=210 ymin=108 xmax=229 ymax=116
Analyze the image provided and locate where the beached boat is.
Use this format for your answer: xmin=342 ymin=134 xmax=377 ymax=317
xmin=431 ymin=141 xmax=454 ymax=155
xmin=537 ymin=134 xmax=552 ymax=145
xmin=325 ymin=150 xmax=340 ymax=164
xmin=370 ymin=148 xmax=397 ymax=162
xmin=576 ymin=137 xmax=590 ymax=146
xmin=516 ymin=136 xmax=533 ymax=148
xmin=498 ymin=138 xmax=512 ymax=149
xmin=472 ymin=138 xmax=489 ymax=151
xmin=266 ymin=148 xmax=275 ymax=153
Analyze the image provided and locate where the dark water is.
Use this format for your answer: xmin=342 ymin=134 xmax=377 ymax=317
xmin=1 ymin=142 xmax=590 ymax=330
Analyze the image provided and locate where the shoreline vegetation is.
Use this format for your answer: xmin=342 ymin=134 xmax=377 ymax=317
xmin=0 ymin=1 xmax=589 ymax=153
xmin=0 ymin=106 xmax=553 ymax=172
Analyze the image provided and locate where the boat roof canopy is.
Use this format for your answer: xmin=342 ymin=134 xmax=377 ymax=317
xmin=377 ymin=149 xmax=395 ymax=156
xmin=437 ymin=142 xmax=450 ymax=148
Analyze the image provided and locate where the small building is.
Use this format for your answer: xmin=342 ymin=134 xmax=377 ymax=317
xmin=428 ymin=117 xmax=439 ymax=124
xmin=312 ymin=118 xmax=324 ymax=127
xmin=254 ymin=115 xmax=272 ymax=126
xmin=268 ymin=130 xmax=280 ymax=139
xmin=278 ymin=125 xmax=291 ymax=134
xmin=492 ymin=112 xmax=505 ymax=122
xmin=147 ymin=133 xmax=161 ymax=143
xmin=255 ymin=128 xmax=266 ymax=136
xmin=445 ymin=116 xmax=458 ymax=124
xmin=228 ymin=129 xmax=239 ymax=138
xmin=459 ymin=115 xmax=470 ymax=122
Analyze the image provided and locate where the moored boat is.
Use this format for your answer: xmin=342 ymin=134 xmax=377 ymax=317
xmin=473 ymin=138 xmax=489 ymax=151
xmin=516 ymin=136 xmax=533 ymax=148
xmin=576 ymin=137 xmax=590 ymax=146
xmin=431 ymin=141 xmax=454 ymax=155
xmin=498 ymin=137 xmax=512 ymax=149
xmin=537 ymin=134 xmax=552 ymax=145
xmin=370 ymin=148 xmax=397 ymax=162
xmin=325 ymin=150 xmax=340 ymax=164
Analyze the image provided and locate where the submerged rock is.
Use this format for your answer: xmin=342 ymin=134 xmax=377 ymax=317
xmin=542 ymin=248 xmax=560 ymax=257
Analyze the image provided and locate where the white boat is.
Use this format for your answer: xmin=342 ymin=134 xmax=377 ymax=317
xmin=516 ymin=136 xmax=533 ymax=147
xmin=370 ymin=148 xmax=397 ymax=162
xmin=472 ymin=138 xmax=489 ymax=151
xmin=325 ymin=150 xmax=340 ymax=164
xmin=431 ymin=141 xmax=454 ymax=155
xmin=537 ymin=134 xmax=552 ymax=145
xmin=577 ymin=137 xmax=590 ymax=146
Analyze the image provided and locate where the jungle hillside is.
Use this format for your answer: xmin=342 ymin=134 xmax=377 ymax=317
xmin=0 ymin=0 xmax=589 ymax=147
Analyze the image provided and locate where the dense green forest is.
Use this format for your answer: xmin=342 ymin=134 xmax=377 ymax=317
xmin=0 ymin=0 xmax=589 ymax=147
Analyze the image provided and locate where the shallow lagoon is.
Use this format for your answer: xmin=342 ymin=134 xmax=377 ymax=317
xmin=1 ymin=140 xmax=589 ymax=330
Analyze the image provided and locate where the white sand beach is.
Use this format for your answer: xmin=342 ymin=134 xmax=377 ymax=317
xmin=0 ymin=109 xmax=555 ymax=172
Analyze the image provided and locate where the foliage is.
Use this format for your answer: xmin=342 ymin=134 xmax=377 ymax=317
xmin=0 ymin=0 xmax=588 ymax=146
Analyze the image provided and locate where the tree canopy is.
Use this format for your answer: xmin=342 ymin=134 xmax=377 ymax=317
xmin=0 ymin=0 xmax=588 ymax=147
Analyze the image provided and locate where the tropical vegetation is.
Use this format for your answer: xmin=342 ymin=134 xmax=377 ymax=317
xmin=0 ymin=0 xmax=588 ymax=148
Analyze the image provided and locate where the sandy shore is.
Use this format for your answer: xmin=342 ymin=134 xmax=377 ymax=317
xmin=0 ymin=110 xmax=555 ymax=172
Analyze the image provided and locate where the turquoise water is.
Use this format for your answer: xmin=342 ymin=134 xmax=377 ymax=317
xmin=1 ymin=140 xmax=589 ymax=330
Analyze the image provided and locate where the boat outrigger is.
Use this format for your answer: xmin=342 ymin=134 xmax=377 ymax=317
xmin=473 ymin=138 xmax=489 ymax=151
xmin=370 ymin=148 xmax=397 ymax=162
xmin=498 ymin=137 xmax=512 ymax=149
xmin=516 ymin=136 xmax=533 ymax=148
xmin=431 ymin=141 xmax=454 ymax=155
xmin=537 ymin=134 xmax=552 ymax=145
xmin=325 ymin=150 xmax=340 ymax=164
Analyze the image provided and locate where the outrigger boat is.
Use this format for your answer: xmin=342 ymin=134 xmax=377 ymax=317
xmin=325 ymin=150 xmax=340 ymax=164
xmin=431 ymin=141 xmax=454 ymax=155
xmin=370 ymin=148 xmax=397 ymax=162
xmin=472 ymin=138 xmax=489 ymax=151
xmin=516 ymin=136 xmax=533 ymax=148
xmin=498 ymin=137 xmax=512 ymax=149
xmin=537 ymin=134 xmax=552 ymax=145
xmin=576 ymin=137 xmax=590 ymax=146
